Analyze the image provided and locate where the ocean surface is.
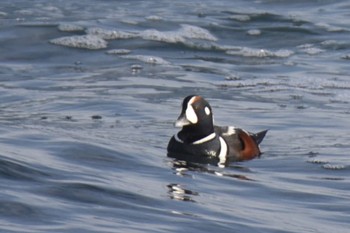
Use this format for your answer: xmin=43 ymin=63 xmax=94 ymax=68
xmin=1 ymin=0 xmax=350 ymax=232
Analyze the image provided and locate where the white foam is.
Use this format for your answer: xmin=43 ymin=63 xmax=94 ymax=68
xmin=304 ymin=47 xmax=324 ymax=55
xmin=247 ymin=29 xmax=261 ymax=36
xmin=140 ymin=24 xmax=217 ymax=44
xmin=145 ymin=15 xmax=162 ymax=21
xmin=274 ymin=49 xmax=295 ymax=57
xmin=315 ymin=22 xmax=345 ymax=32
xmin=121 ymin=55 xmax=170 ymax=65
xmin=106 ymin=49 xmax=131 ymax=55
xmin=0 ymin=11 xmax=8 ymax=17
xmin=297 ymin=44 xmax=324 ymax=55
xmin=179 ymin=24 xmax=217 ymax=41
xmin=227 ymin=47 xmax=294 ymax=58
xmin=50 ymin=35 xmax=108 ymax=50
xmin=58 ymin=23 xmax=84 ymax=32
xmin=322 ymin=164 xmax=346 ymax=170
xmin=141 ymin=29 xmax=185 ymax=43
xmin=86 ymin=27 xmax=137 ymax=40
xmin=320 ymin=40 xmax=338 ymax=46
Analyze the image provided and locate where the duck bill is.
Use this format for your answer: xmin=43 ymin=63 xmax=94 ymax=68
xmin=174 ymin=114 xmax=191 ymax=127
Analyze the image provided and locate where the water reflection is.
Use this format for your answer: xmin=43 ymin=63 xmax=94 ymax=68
xmin=168 ymin=152 xmax=224 ymax=168
xmin=167 ymin=183 xmax=198 ymax=202
xmin=170 ymin=159 xmax=254 ymax=180
xmin=167 ymin=159 xmax=254 ymax=202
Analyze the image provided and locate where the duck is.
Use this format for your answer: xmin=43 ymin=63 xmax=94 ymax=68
xmin=167 ymin=95 xmax=268 ymax=167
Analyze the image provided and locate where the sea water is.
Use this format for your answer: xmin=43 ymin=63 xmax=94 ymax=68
xmin=0 ymin=1 xmax=349 ymax=232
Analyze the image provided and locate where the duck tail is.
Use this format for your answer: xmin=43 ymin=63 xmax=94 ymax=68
xmin=252 ymin=130 xmax=268 ymax=145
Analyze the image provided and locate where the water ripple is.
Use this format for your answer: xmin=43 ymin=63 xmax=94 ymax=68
xmin=1 ymin=0 xmax=350 ymax=232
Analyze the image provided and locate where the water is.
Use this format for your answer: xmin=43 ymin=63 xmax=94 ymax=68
xmin=1 ymin=0 xmax=350 ymax=232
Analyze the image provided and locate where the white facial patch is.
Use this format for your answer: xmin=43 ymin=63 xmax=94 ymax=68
xmin=185 ymin=104 xmax=198 ymax=124
xmin=204 ymin=106 xmax=210 ymax=115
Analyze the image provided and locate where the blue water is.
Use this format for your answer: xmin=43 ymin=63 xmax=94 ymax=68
xmin=1 ymin=0 xmax=350 ymax=232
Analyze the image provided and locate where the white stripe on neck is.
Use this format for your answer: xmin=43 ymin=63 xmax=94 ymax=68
xmin=218 ymin=136 xmax=227 ymax=167
xmin=174 ymin=133 xmax=184 ymax=143
xmin=192 ymin=132 xmax=216 ymax=145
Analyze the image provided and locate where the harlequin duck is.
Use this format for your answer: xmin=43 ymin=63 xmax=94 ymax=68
xmin=167 ymin=95 xmax=268 ymax=167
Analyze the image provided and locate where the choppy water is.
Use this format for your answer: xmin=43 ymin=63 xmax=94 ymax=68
xmin=1 ymin=0 xmax=350 ymax=232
